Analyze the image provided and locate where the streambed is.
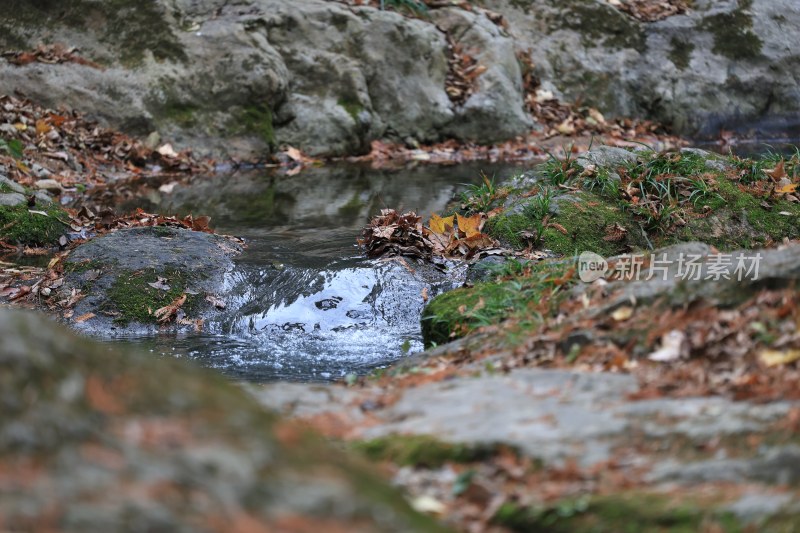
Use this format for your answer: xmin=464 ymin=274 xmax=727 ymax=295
xmin=112 ymin=163 xmax=522 ymax=381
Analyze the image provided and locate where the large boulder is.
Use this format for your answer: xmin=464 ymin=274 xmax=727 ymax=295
xmin=0 ymin=308 xmax=444 ymax=532
xmin=489 ymin=0 xmax=800 ymax=138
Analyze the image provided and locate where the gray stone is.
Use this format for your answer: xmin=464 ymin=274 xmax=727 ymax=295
xmin=576 ymin=146 xmax=641 ymax=170
xmin=0 ymin=175 xmax=25 ymax=194
xmin=0 ymin=192 xmax=26 ymax=206
xmin=0 ymin=308 xmax=439 ymax=532
xmin=34 ymin=179 xmax=63 ymax=194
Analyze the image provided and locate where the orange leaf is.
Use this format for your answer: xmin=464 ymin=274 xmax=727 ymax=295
xmin=429 ymin=213 xmax=454 ymax=235
xmin=35 ymin=119 xmax=51 ymax=136
xmin=456 ymin=213 xmax=483 ymax=238
xmin=154 ymin=294 xmax=187 ymax=324
xmin=764 ymin=160 xmax=787 ymax=181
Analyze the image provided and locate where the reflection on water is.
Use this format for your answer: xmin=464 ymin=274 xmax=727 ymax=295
xmin=117 ymin=162 xmax=525 ymax=381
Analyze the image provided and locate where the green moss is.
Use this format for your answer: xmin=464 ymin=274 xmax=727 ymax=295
xmin=64 ymin=258 xmax=105 ymax=274
xmin=485 ymin=193 xmax=644 ymax=258
xmin=699 ymin=0 xmax=763 ymax=60
xmin=162 ymin=101 xmax=199 ymax=126
xmin=0 ymin=0 xmax=186 ymax=66
xmin=550 ymin=0 xmax=646 ymax=51
xmin=421 ymin=260 xmax=572 ymax=346
xmin=669 ymin=37 xmax=695 ymax=70
xmin=0 ymin=204 xmax=68 ymax=246
xmin=492 ymin=493 xmax=745 ymax=532
xmin=352 ymin=435 xmax=502 ymax=468
xmin=231 ymin=104 xmax=276 ymax=148
xmin=106 ymin=268 xmax=199 ymax=325
xmin=338 ymin=99 xmax=364 ymax=122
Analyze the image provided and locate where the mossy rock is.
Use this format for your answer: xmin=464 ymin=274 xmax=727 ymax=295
xmin=0 ymin=203 xmax=68 ymax=246
xmin=60 ymin=226 xmax=243 ymax=334
xmin=0 ymin=0 xmax=185 ymax=66
xmin=352 ymin=434 xmax=503 ymax=468
xmin=0 ymin=308 xmax=447 ymax=532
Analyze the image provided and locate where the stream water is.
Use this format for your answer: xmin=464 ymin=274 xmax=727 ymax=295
xmin=116 ymin=162 xmax=523 ymax=381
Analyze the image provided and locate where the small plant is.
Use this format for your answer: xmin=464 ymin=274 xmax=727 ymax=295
xmin=686 ymin=176 xmax=723 ymax=207
xmin=542 ymin=145 xmax=581 ymax=186
xmin=524 ymin=188 xmax=555 ymax=221
xmin=0 ymin=138 xmax=23 ymax=159
xmin=460 ymin=171 xmax=498 ymax=213
xmin=581 ymin=166 xmax=619 ymax=197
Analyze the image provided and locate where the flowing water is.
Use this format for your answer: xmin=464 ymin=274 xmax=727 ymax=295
xmin=116 ymin=163 xmax=523 ymax=381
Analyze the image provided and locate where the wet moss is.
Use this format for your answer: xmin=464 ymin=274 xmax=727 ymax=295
xmin=106 ymin=268 xmax=199 ymax=325
xmin=0 ymin=204 xmax=67 ymax=246
xmin=0 ymin=0 xmax=186 ymax=66
xmin=352 ymin=435 xmax=503 ymax=468
xmin=699 ymin=0 xmax=762 ymax=60
xmin=669 ymin=37 xmax=695 ymax=70
xmin=229 ymin=104 xmax=276 ymax=149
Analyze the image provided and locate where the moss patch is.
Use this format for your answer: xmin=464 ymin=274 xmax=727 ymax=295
xmin=492 ymin=493 xmax=745 ymax=532
xmin=669 ymin=37 xmax=695 ymax=70
xmin=227 ymin=104 xmax=276 ymax=149
xmin=550 ymin=0 xmax=646 ymax=51
xmin=0 ymin=204 xmax=67 ymax=246
xmin=352 ymin=435 xmax=503 ymax=468
xmin=106 ymin=268 xmax=199 ymax=325
xmin=421 ymin=260 xmax=573 ymax=346
xmin=338 ymin=99 xmax=364 ymax=122
xmin=699 ymin=0 xmax=762 ymax=60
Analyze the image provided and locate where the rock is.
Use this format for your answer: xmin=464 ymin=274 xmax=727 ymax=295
xmin=431 ymin=8 xmax=533 ymax=142
xmin=0 ymin=192 xmax=26 ymax=207
xmin=0 ymin=308 xmax=442 ymax=532
xmin=60 ymin=226 xmax=244 ymax=335
xmin=575 ymin=146 xmax=641 ymax=169
xmin=0 ymin=174 xmax=26 ymax=194
xmin=34 ymin=178 xmax=63 ymax=195
xmin=489 ymin=0 xmax=800 ymax=139
xmin=34 ymin=191 xmax=53 ymax=205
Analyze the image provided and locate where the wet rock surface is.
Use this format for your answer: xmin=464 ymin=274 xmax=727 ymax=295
xmin=0 ymin=308 xmax=444 ymax=532
xmin=60 ymin=226 xmax=243 ymax=335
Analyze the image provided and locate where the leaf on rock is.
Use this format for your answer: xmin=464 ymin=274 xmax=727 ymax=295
xmin=154 ymin=294 xmax=187 ymax=324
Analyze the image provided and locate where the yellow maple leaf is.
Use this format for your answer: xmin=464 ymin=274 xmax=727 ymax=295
xmin=776 ymin=183 xmax=798 ymax=194
xmin=429 ymin=213 xmax=454 ymax=235
xmin=456 ymin=213 xmax=483 ymax=238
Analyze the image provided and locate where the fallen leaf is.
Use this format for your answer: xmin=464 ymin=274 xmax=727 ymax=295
xmin=421 ymin=287 xmax=429 ymax=303
xmin=760 ymin=349 xmax=800 ymax=367
xmin=429 ymin=213 xmax=455 ymax=235
xmin=611 ymin=306 xmax=634 ymax=322
xmin=148 ymin=277 xmax=171 ymax=291
xmin=764 ymin=160 xmax=787 ymax=181
xmin=776 ymin=183 xmax=798 ymax=194
xmin=154 ymin=294 xmax=187 ymax=324
xmin=648 ymin=330 xmax=685 ymax=362
xmin=457 ymin=213 xmax=483 ymax=238
xmin=75 ymin=312 xmax=95 ymax=323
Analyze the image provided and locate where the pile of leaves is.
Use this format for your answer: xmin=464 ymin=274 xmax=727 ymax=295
xmin=2 ymin=43 xmax=102 ymax=69
xmin=517 ymin=50 xmax=667 ymax=141
xmin=359 ymin=209 xmax=505 ymax=261
xmin=606 ymin=0 xmax=690 ymax=22
xmin=444 ymin=35 xmax=487 ymax=105
xmin=0 ymin=93 xmax=206 ymax=193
